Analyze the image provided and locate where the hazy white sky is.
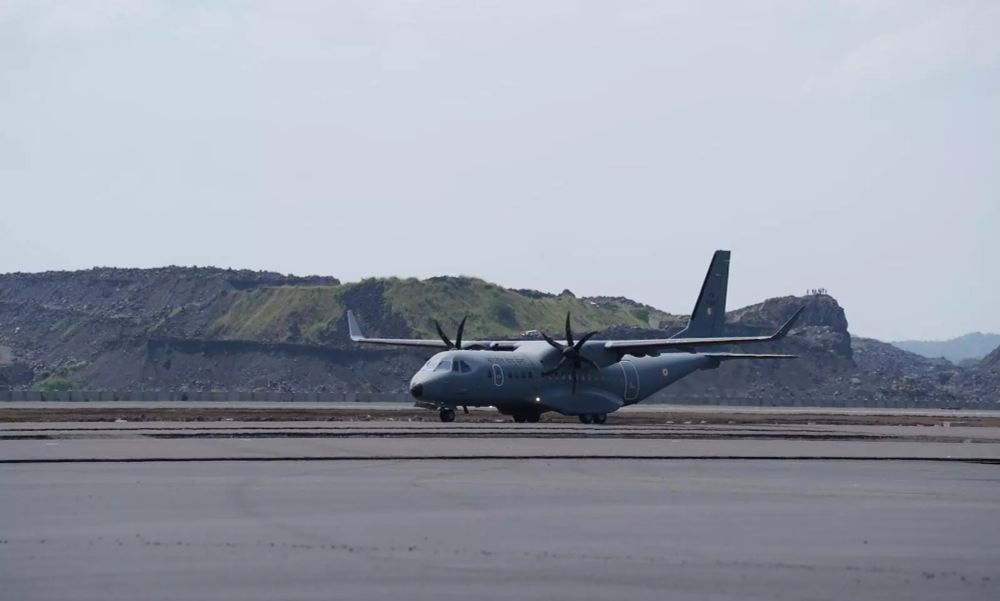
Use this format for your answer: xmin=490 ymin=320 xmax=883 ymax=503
xmin=2 ymin=0 xmax=998 ymax=340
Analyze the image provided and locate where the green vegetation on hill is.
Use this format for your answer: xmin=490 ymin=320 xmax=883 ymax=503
xmin=200 ymin=276 xmax=674 ymax=344
xmin=381 ymin=277 xmax=672 ymax=338
xmin=210 ymin=286 xmax=344 ymax=343
xmin=35 ymin=376 xmax=80 ymax=391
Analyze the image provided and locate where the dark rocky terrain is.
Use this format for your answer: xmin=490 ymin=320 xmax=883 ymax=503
xmin=0 ymin=267 xmax=996 ymax=407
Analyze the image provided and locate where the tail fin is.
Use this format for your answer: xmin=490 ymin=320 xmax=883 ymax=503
xmin=672 ymin=250 xmax=730 ymax=338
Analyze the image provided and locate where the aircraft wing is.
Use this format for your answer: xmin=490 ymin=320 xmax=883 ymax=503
xmin=347 ymin=310 xmax=520 ymax=350
xmin=603 ymin=307 xmax=804 ymax=355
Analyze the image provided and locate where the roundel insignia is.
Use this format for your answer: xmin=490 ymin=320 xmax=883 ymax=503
xmin=661 ymin=368 xmax=670 ymax=378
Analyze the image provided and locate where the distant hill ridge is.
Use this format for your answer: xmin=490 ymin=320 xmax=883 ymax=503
xmin=891 ymin=332 xmax=1000 ymax=363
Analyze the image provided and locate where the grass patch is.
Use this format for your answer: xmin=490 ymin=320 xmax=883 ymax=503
xmin=36 ymin=376 xmax=80 ymax=391
xmin=200 ymin=276 xmax=677 ymax=343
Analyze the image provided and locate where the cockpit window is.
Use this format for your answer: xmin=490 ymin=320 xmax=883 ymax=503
xmin=434 ymin=360 xmax=453 ymax=371
xmin=459 ymin=360 xmax=471 ymax=373
xmin=421 ymin=359 xmax=435 ymax=371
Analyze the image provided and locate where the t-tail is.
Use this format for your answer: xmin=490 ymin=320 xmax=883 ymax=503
xmin=671 ymin=250 xmax=730 ymax=339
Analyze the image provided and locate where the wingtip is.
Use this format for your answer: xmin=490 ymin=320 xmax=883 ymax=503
xmin=346 ymin=310 xmax=364 ymax=341
xmin=774 ymin=306 xmax=805 ymax=339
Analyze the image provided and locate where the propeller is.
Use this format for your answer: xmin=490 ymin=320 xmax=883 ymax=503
xmin=434 ymin=316 xmax=467 ymax=350
xmin=540 ymin=312 xmax=601 ymax=393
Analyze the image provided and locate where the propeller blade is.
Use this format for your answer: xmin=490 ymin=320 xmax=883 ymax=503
xmin=433 ymin=320 xmax=454 ymax=349
xmin=541 ymin=357 xmax=567 ymax=376
xmin=581 ymin=356 xmax=602 ymax=371
xmin=564 ymin=312 xmax=574 ymax=347
xmin=455 ymin=315 xmax=467 ymax=349
xmin=573 ymin=330 xmax=598 ymax=351
xmin=540 ymin=331 xmax=564 ymax=351
xmin=571 ymin=368 xmax=577 ymax=394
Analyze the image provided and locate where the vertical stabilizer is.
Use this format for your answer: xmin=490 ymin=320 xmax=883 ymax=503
xmin=672 ymin=250 xmax=730 ymax=338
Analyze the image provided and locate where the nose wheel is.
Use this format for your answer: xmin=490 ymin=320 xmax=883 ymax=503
xmin=578 ymin=413 xmax=607 ymax=425
xmin=439 ymin=407 xmax=456 ymax=423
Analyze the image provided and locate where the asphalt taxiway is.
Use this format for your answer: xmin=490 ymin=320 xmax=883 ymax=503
xmin=2 ymin=414 xmax=999 ymax=600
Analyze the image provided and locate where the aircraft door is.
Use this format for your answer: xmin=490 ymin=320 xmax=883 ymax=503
xmin=492 ymin=364 xmax=504 ymax=387
xmin=621 ymin=361 xmax=640 ymax=402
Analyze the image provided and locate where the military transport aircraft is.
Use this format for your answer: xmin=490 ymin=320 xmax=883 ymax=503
xmin=347 ymin=251 xmax=803 ymax=423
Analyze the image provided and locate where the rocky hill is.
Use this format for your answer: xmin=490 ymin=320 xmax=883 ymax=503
xmin=0 ymin=267 xmax=996 ymax=407
xmin=0 ymin=267 xmax=673 ymax=394
xmin=947 ymin=344 xmax=1000 ymax=403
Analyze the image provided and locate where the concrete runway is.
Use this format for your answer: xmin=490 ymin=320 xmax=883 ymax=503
xmin=2 ymin=419 xmax=999 ymax=600
xmin=3 ymin=420 xmax=1000 ymax=462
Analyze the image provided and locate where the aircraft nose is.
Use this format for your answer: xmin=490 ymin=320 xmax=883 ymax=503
xmin=410 ymin=383 xmax=423 ymax=399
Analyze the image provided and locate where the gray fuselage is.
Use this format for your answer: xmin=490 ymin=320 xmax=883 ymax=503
xmin=408 ymin=342 xmax=717 ymax=416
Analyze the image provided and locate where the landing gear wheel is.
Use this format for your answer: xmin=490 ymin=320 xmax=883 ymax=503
xmin=592 ymin=413 xmax=607 ymax=425
xmin=513 ymin=413 xmax=527 ymax=423
xmin=439 ymin=407 xmax=456 ymax=423
xmin=578 ymin=414 xmax=594 ymax=424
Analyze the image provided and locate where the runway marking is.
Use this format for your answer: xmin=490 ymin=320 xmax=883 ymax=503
xmin=2 ymin=456 xmax=999 ymax=464
xmin=0 ymin=432 xmax=891 ymax=442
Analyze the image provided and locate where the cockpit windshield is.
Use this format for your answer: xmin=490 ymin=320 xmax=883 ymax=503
xmin=426 ymin=358 xmax=472 ymax=373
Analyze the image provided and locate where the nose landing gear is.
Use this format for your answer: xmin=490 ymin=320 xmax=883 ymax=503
xmin=439 ymin=407 xmax=456 ymax=423
xmin=578 ymin=413 xmax=607 ymax=425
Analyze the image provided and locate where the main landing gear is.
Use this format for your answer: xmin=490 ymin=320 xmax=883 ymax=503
xmin=439 ymin=407 xmax=456 ymax=423
xmin=578 ymin=413 xmax=607 ymax=425
xmin=511 ymin=410 xmax=541 ymax=423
